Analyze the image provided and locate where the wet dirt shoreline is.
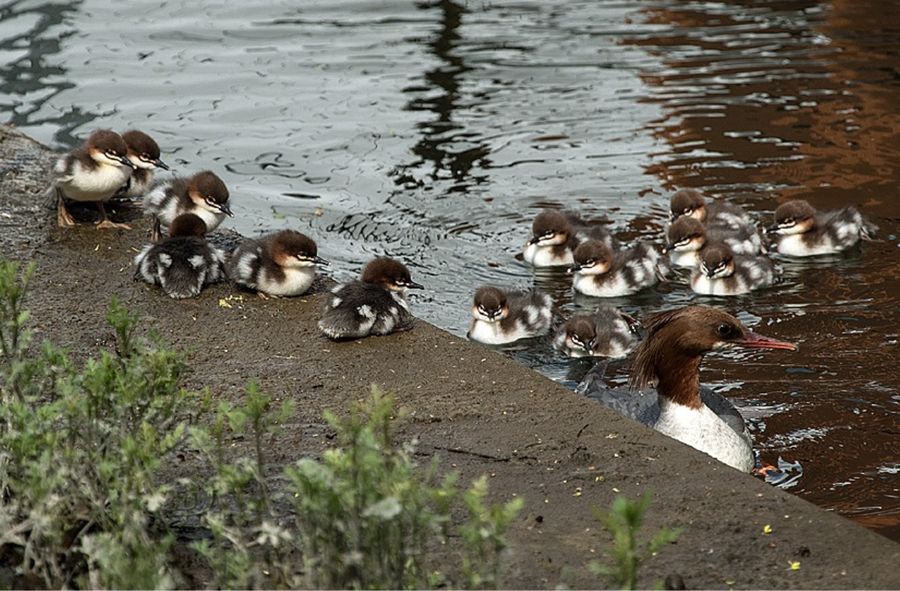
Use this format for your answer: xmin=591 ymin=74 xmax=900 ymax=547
xmin=1 ymin=125 xmax=898 ymax=588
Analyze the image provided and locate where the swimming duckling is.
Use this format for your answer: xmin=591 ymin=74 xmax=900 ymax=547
xmin=319 ymin=257 xmax=423 ymax=340
xmin=115 ymin=130 xmax=169 ymax=199
xmin=690 ymin=244 xmax=777 ymax=296
xmin=571 ymin=240 xmax=667 ymax=298
xmin=669 ymin=188 xmax=754 ymax=231
xmin=553 ymin=307 xmax=639 ymax=358
xmin=665 ymin=216 xmax=763 ymax=268
xmin=52 ymin=129 xmax=135 ymax=229
xmin=133 ymin=213 xmax=225 ymax=299
xmin=467 ymin=286 xmax=553 ymax=345
xmin=768 ymin=199 xmax=877 ymax=257
xmin=143 ymin=170 xmax=232 ymax=240
xmin=522 ymin=210 xmax=615 ymax=268
xmin=229 ymin=230 xmax=328 ymax=298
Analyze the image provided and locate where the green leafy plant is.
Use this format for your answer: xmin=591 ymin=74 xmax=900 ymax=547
xmin=589 ymin=492 xmax=682 ymax=590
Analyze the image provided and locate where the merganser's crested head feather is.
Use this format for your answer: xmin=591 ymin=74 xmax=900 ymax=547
xmin=169 ymin=213 xmax=208 ymax=238
xmin=361 ymin=257 xmax=423 ymax=291
xmin=86 ymin=129 xmax=133 ymax=168
xmin=530 ymin=210 xmax=572 ymax=245
xmin=188 ymin=171 xmax=232 ymax=216
xmin=122 ymin=130 xmax=169 ymax=170
xmin=631 ymin=306 xmax=796 ymax=392
xmin=670 ymin=188 xmax=707 ymax=221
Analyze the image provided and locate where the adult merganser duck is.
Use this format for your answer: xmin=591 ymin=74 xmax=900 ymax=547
xmin=768 ymin=199 xmax=877 ymax=257
xmin=691 ymin=244 xmax=777 ymax=296
xmin=553 ymin=306 xmax=638 ymax=359
xmin=575 ymin=306 xmax=797 ymax=472
xmin=522 ymin=210 xmax=615 ymax=268
xmin=143 ymin=170 xmax=232 ymax=241
xmin=51 ymin=129 xmax=135 ymax=229
xmin=571 ymin=240 xmax=667 ymax=297
xmin=115 ymin=130 xmax=169 ymax=199
xmin=229 ymin=230 xmax=328 ymax=298
xmin=318 ymin=257 xmax=423 ymax=340
xmin=669 ymin=188 xmax=754 ymax=231
xmin=466 ymin=286 xmax=553 ymax=345
xmin=665 ymin=216 xmax=764 ymax=269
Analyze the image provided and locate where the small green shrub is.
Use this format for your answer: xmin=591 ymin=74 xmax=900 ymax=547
xmin=589 ymin=492 xmax=681 ymax=590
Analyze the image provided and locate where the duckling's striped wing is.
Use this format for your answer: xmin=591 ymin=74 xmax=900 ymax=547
xmin=318 ymin=282 xmax=405 ymax=340
xmin=228 ymin=241 xmax=264 ymax=289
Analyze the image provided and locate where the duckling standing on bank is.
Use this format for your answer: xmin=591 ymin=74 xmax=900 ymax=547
xmin=571 ymin=240 xmax=667 ymax=298
xmin=553 ymin=306 xmax=639 ymax=359
xmin=691 ymin=244 xmax=777 ymax=296
xmin=522 ymin=210 xmax=615 ymax=268
xmin=115 ymin=130 xmax=169 ymax=199
xmin=466 ymin=286 xmax=553 ymax=345
xmin=665 ymin=216 xmax=764 ymax=269
xmin=319 ymin=257 xmax=423 ymax=340
xmin=576 ymin=306 xmax=797 ymax=472
xmin=669 ymin=188 xmax=754 ymax=231
xmin=229 ymin=230 xmax=328 ymax=298
xmin=143 ymin=170 xmax=232 ymax=240
xmin=133 ymin=213 xmax=226 ymax=299
xmin=769 ymin=199 xmax=877 ymax=257
xmin=51 ymin=129 xmax=135 ymax=229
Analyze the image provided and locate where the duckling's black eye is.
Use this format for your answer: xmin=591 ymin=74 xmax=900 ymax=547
xmin=716 ymin=323 xmax=737 ymax=339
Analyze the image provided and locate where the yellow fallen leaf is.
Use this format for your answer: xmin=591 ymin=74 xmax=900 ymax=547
xmin=763 ymin=524 xmax=773 ymax=535
xmin=789 ymin=561 xmax=800 ymax=571
xmin=218 ymin=298 xmax=233 ymax=309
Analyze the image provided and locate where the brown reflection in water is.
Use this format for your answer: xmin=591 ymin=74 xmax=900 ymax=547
xmin=626 ymin=0 xmax=900 ymax=540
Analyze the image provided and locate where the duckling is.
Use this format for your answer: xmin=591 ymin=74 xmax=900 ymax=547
xmin=52 ymin=129 xmax=135 ymax=229
xmin=669 ymin=188 xmax=754 ymax=231
xmin=522 ymin=210 xmax=615 ymax=268
xmin=768 ymin=199 xmax=877 ymax=257
xmin=690 ymin=244 xmax=777 ymax=296
xmin=133 ymin=213 xmax=225 ymax=299
xmin=229 ymin=230 xmax=328 ymax=298
xmin=319 ymin=257 xmax=423 ymax=340
xmin=571 ymin=240 xmax=667 ymax=298
xmin=115 ymin=130 xmax=169 ymax=199
xmin=665 ymin=216 xmax=763 ymax=269
xmin=553 ymin=307 xmax=639 ymax=358
xmin=143 ymin=170 xmax=232 ymax=240
xmin=467 ymin=286 xmax=553 ymax=345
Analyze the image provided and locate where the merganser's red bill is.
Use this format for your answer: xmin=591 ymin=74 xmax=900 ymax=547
xmin=736 ymin=330 xmax=798 ymax=351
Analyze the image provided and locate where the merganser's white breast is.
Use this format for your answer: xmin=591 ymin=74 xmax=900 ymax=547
xmin=655 ymin=399 xmax=754 ymax=472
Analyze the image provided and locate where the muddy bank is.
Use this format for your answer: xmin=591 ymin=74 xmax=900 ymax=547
xmin=1 ymin=125 xmax=898 ymax=589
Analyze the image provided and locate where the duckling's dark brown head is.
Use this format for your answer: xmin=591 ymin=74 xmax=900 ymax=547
xmin=122 ymin=130 xmax=168 ymax=170
xmin=699 ymin=244 xmax=735 ymax=278
xmin=188 ymin=171 xmax=232 ymax=216
xmin=86 ymin=129 xmax=132 ymax=168
xmin=572 ymin=239 xmax=614 ymax=275
xmin=168 ymin=213 xmax=207 ymax=238
xmin=270 ymin=230 xmax=327 ymax=268
xmin=563 ymin=315 xmax=597 ymax=353
xmin=472 ymin=286 xmax=509 ymax=322
xmin=670 ymin=189 xmax=708 ymax=222
xmin=665 ymin=216 xmax=707 ymax=253
xmin=361 ymin=257 xmax=423 ymax=291
xmin=771 ymin=200 xmax=817 ymax=235
xmin=530 ymin=211 xmax=572 ymax=246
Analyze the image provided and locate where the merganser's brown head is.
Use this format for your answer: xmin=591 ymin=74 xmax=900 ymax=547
xmin=472 ymin=286 xmax=509 ymax=323
xmin=122 ymin=130 xmax=169 ymax=171
xmin=85 ymin=129 xmax=133 ymax=169
xmin=529 ymin=211 xmax=572 ymax=246
xmin=269 ymin=230 xmax=328 ymax=268
xmin=561 ymin=315 xmax=598 ymax=355
xmin=187 ymin=171 xmax=232 ymax=217
xmin=169 ymin=213 xmax=207 ymax=238
xmin=665 ymin=216 xmax=707 ymax=253
xmin=670 ymin=188 xmax=708 ymax=223
xmin=572 ymin=239 xmax=613 ymax=275
xmin=699 ymin=244 xmax=735 ymax=279
xmin=770 ymin=200 xmax=817 ymax=235
xmin=361 ymin=257 xmax=423 ymax=292
xmin=631 ymin=306 xmax=796 ymax=406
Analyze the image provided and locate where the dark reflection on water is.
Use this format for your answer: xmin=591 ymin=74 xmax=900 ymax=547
xmin=0 ymin=0 xmax=897 ymax=539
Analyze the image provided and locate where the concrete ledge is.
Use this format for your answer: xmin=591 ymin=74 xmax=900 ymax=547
xmin=1 ymin=125 xmax=898 ymax=589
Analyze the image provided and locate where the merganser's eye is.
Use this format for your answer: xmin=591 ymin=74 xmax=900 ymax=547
xmin=716 ymin=323 xmax=736 ymax=339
